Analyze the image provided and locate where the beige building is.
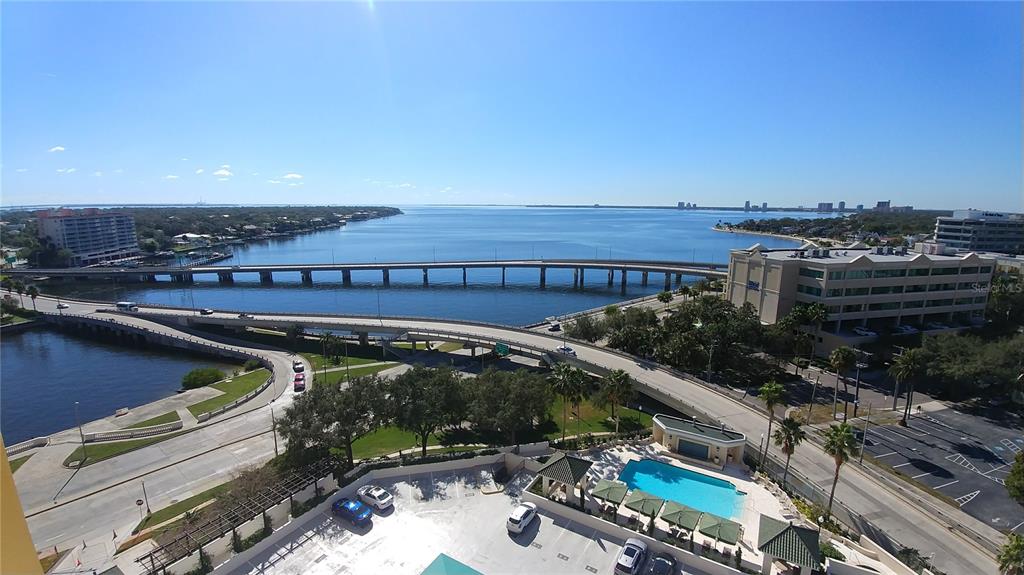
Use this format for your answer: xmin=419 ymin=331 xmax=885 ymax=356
xmin=726 ymin=242 xmax=994 ymax=351
xmin=652 ymin=414 xmax=746 ymax=469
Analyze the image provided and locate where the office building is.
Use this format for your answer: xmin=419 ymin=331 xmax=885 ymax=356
xmin=817 ymin=202 xmax=833 ymax=213
xmin=934 ymin=209 xmax=1024 ymax=255
xmin=856 ymin=204 xmax=864 ymax=211
xmin=761 ymin=202 xmax=768 ymax=210
xmin=744 ymin=200 xmax=751 ymax=211
xmin=726 ymin=242 xmax=994 ymax=353
xmin=36 ymin=208 xmax=140 ymax=266
xmin=874 ymin=201 xmax=891 ymax=212
xmin=837 ymin=201 xmax=846 ymax=212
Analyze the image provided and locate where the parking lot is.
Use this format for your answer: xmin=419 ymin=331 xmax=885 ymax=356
xmin=218 ymin=466 xmax=642 ymax=575
xmin=861 ymin=407 xmax=1024 ymax=533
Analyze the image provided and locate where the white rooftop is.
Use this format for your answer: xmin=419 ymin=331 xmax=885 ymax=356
xmin=738 ymin=243 xmax=994 ymax=265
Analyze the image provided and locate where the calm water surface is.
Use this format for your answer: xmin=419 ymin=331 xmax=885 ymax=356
xmin=2 ymin=206 xmax=810 ymax=442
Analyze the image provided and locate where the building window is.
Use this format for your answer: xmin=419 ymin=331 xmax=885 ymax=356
xmin=906 ymin=284 xmax=927 ymax=293
xmin=873 ymin=269 xmax=907 ymax=278
xmin=797 ymin=284 xmax=822 ymax=296
xmin=871 ymin=286 xmax=904 ymax=295
xmin=908 ymin=268 xmax=930 ymax=277
xmin=844 ymin=287 xmax=870 ymax=296
xmin=959 ymin=267 xmax=979 ymax=275
xmin=827 ymin=271 xmax=845 ymax=280
xmin=980 ymin=266 xmax=992 ymax=274
xmin=868 ymin=302 xmax=901 ymax=311
xmin=847 ymin=270 xmax=872 ymax=280
xmin=931 ymin=267 xmax=960 ymax=276
xmin=842 ymin=304 xmax=863 ymax=313
xmin=826 ymin=288 xmax=844 ymax=298
xmin=799 ymin=268 xmax=824 ymax=279
xmin=974 ymin=296 xmax=987 ymax=304
xmin=903 ymin=300 xmax=924 ymax=309
xmin=926 ymin=299 xmax=955 ymax=308
xmin=927 ymin=283 xmax=957 ymax=292
xmin=826 ymin=305 xmax=841 ymax=314
xmin=955 ymin=297 xmax=974 ymax=305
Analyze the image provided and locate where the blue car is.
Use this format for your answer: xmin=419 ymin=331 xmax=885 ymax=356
xmin=332 ymin=498 xmax=373 ymax=525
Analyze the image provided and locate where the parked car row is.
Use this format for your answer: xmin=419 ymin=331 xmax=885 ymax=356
xmin=331 ymin=484 xmax=395 ymax=527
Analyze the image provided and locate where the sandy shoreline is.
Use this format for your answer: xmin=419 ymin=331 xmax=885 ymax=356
xmin=710 ymin=225 xmax=808 ymax=245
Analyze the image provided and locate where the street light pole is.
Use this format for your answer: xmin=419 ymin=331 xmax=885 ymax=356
xmin=859 ymin=404 xmax=872 ymax=465
xmin=74 ymin=401 xmax=87 ymax=468
xmin=142 ymin=480 xmax=151 ymax=514
xmin=269 ymin=403 xmax=279 ymax=457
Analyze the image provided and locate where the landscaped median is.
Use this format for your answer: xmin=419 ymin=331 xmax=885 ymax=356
xmin=123 ymin=411 xmax=181 ymax=429
xmin=187 ymin=368 xmax=270 ymax=418
xmin=62 ymin=431 xmax=189 ymax=467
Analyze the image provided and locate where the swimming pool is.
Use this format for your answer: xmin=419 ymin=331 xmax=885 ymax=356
xmin=617 ymin=459 xmax=742 ymax=519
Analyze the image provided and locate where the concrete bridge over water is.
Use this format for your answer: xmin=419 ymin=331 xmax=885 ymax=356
xmin=8 ymin=258 xmax=727 ymax=294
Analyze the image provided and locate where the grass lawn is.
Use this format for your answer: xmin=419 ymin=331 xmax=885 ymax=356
xmin=62 ymin=431 xmax=187 ymax=467
xmin=544 ymin=397 xmax=653 ymax=440
xmin=124 ymin=411 xmax=181 ymax=429
xmin=187 ymin=369 xmax=270 ymax=417
xmin=352 ymin=426 xmax=440 ymax=460
xmin=132 ymin=481 xmax=232 ymax=534
xmin=317 ymin=363 xmax=398 ymax=386
xmin=301 ymin=353 xmax=380 ymax=371
xmin=9 ymin=453 xmax=33 ymax=473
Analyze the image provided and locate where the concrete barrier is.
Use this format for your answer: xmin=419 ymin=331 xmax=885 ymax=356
xmin=195 ymin=375 xmax=274 ymax=423
xmin=236 ymin=514 xmax=264 ymax=540
xmin=83 ymin=420 xmax=184 ymax=443
xmin=207 ymin=530 xmax=234 ymax=569
xmin=5 ymin=436 xmax=48 ymax=456
xmin=266 ymin=499 xmax=290 ymax=530
xmin=166 ymin=550 xmax=200 ymax=575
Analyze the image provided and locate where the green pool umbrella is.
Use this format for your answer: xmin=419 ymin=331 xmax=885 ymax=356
xmin=622 ymin=489 xmax=664 ymax=517
xmin=697 ymin=513 xmax=742 ymax=545
xmin=660 ymin=501 xmax=703 ymax=531
xmin=591 ymin=479 xmax=628 ymax=505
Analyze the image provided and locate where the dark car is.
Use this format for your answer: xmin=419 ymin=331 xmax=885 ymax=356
xmin=199 ymin=308 xmax=214 ymax=315
xmin=332 ymin=498 xmax=372 ymax=525
xmin=646 ymin=552 xmax=677 ymax=575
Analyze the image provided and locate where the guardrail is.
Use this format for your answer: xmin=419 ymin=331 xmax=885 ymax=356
xmin=195 ymin=375 xmax=274 ymax=423
xmin=5 ymin=436 xmax=49 ymax=456
xmin=84 ymin=420 xmax=184 ymax=443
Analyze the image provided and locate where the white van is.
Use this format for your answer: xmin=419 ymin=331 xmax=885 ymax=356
xmin=115 ymin=301 xmax=140 ymax=312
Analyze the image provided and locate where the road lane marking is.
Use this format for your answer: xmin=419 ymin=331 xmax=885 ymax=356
xmin=933 ymin=480 xmax=959 ymax=489
xmin=911 ymin=472 xmax=932 ymax=479
xmin=874 ymin=451 xmax=898 ymax=458
xmin=1013 ymin=520 xmax=1024 ymax=532
xmin=893 ymin=462 xmax=913 ymax=468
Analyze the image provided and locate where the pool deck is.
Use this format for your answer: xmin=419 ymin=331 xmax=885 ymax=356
xmin=581 ymin=441 xmax=793 ymax=561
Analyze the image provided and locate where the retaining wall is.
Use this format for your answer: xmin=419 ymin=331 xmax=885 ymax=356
xmin=83 ymin=421 xmax=184 ymax=443
xmin=5 ymin=437 xmax=48 ymax=457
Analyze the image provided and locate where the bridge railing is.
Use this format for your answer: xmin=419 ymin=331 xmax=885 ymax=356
xmin=84 ymin=420 xmax=184 ymax=443
xmin=5 ymin=437 xmax=49 ymax=457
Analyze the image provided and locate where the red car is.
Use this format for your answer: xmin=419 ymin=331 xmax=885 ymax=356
xmin=293 ymin=372 xmax=306 ymax=392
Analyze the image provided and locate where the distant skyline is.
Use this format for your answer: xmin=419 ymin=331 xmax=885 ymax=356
xmin=2 ymin=2 xmax=1021 ymax=211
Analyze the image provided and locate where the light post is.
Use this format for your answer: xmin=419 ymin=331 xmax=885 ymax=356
xmin=142 ymin=480 xmax=151 ymax=514
xmin=758 ymin=433 xmax=765 ymax=463
xmin=853 ymin=359 xmax=869 ymax=417
xmin=136 ymin=499 xmax=145 ymax=522
xmin=269 ymin=403 xmax=279 ymax=457
xmin=859 ymin=404 xmax=872 ymax=465
xmin=74 ymin=401 xmax=87 ymax=468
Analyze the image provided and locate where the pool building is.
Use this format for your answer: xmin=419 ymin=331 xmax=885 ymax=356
xmin=651 ymin=413 xmax=746 ymax=469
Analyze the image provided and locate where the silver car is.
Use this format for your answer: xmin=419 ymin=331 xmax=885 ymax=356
xmin=615 ymin=538 xmax=648 ymax=574
xmin=356 ymin=485 xmax=394 ymax=510
xmin=506 ymin=502 xmax=538 ymax=534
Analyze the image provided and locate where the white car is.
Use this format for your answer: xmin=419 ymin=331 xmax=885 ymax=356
xmin=56 ymin=303 xmax=70 ymax=310
xmin=506 ymin=502 xmax=538 ymax=534
xmin=852 ymin=327 xmax=877 ymax=337
xmin=555 ymin=345 xmax=577 ymax=357
xmin=356 ymin=485 xmax=394 ymax=510
xmin=615 ymin=538 xmax=648 ymax=574
xmin=893 ymin=325 xmax=918 ymax=335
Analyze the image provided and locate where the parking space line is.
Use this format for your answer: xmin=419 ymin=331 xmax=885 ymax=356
xmin=983 ymin=464 xmax=1007 ymax=476
xmin=869 ymin=428 xmax=902 ymax=442
xmin=911 ymin=472 xmax=931 ymax=479
xmin=893 ymin=462 xmax=913 ymax=468
xmin=933 ymin=479 xmax=959 ymax=489
xmin=1013 ymin=520 xmax=1024 ymax=532
xmin=874 ymin=451 xmax=898 ymax=458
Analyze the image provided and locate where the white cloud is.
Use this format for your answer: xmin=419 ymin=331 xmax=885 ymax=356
xmin=267 ymin=180 xmax=282 ymax=184
xmin=396 ymin=182 xmax=414 ymax=188
xmin=218 ymin=177 xmax=229 ymax=182
xmin=220 ymin=164 xmax=231 ymax=169
xmin=282 ymin=173 xmax=303 ymax=180
xmin=213 ymin=168 xmax=233 ymax=177
xmin=93 ymin=171 xmax=103 ymax=177
xmin=251 ymin=172 xmax=259 ymax=176
xmin=113 ymin=168 xmax=124 ymax=174
xmin=164 ymin=174 xmax=179 ymax=180
xmin=288 ymin=182 xmax=304 ymax=187
xmin=48 ymin=145 xmax=65 ymax=153
xmin=195 ymin=168 xmax=205 ymax=175
xmin=56 ymin=167 xmax=77 ymax=173
xmin=180 ymin=157 xmax=190 ymax=161
xmin=15 ymin=168 xmax=28 ymax=173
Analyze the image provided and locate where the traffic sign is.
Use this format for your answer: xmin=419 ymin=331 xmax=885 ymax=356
xmin=495 ymin=343 xmax=510 ymax=357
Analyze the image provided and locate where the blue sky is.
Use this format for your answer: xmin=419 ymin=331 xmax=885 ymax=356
xmin=2 ymin=1 xmax=1020 ymax=210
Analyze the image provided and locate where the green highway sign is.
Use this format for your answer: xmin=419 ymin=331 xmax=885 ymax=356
xmin=495 ymin=343 xmax=510 ymax=357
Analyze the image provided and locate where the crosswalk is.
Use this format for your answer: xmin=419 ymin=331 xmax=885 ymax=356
xmin=1001 ymin=438 xmax=1022 ymax=455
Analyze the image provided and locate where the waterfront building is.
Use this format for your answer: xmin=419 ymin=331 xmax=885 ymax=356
xmin=761 ymin=202 xmax=768 ymax=210
xmin=837 ymin=201 xmax=846 ymax=212
xmin=726 ymin=242 xmax=995 ymax=353
xmin=934 ymin=209 xmax=1024 ymax=255
xmin=816 ymin=202 xmax=833 ymax=212
xmin=36 ymin=208 xmax=139 ymax=266
xmin=744 ymin=200 xmax=751 ymax=211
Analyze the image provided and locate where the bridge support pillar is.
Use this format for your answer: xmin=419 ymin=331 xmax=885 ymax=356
xmin=422 ymin=268 xmax=429 ymax=287
xmin=573 ymin=268 xmax=579 ymax=289
xmin=259 ymin=271 xmax=274 ymax=285
xmin=501 ymin=267 xmax=506 ymax=287
xmin=664 ymin=272 xmax=671 ymax=291
xmin=620 ymin=269 xmax=627 ymax=295
xmin=539 ymin=267 xmax=546 ymax=288
xmin=607 ymin=269 xmax=613 ymax=287
xmin=382 ymin=269 xmax=389 ymax=287
xmin=342 ymin=269 xmax=352 ymax=286
xmin=675 ymin=273 xmax=682 ymax=286
xmin=579 ymin=268 xmax=585 ymax=289
xmin=301 ymin=270 xmax=313 ymax=285
xmin=462 ymin=268 xmax=467 ymax=287
xmin=641 ymin=271 xmax=648 ymax=287
xmin=145 ymin=274 xmax=157 ymax=283
xmin=217 ymin=272 xmax=235 ymax=284
xmin=172 ymin=273 xmax=194 ymax=284
xmin=358 ymin=332 xmax=368 ymax=346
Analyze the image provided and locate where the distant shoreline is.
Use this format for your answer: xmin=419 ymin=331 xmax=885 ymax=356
xmin=710 ymin=225 xmax=809 ymax=245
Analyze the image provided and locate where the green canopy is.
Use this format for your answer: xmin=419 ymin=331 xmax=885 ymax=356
xmin=622 ymin=489 xmax=665 ymax=517
xmin=660 ymin=501 xmax=703 ymax=531
xmin=591 ymin=479 xmax=628 ymax=505
xmin=698 ymin=513 xmax=742 ymax=545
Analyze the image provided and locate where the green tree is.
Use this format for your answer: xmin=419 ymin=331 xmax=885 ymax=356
xmin=657 ymin=291 xmax=673 ymax=304
xmin=182 ymin=367 xmax=225 ymax=389
xmin=1007 ymin=452 xmax=1024 ymax=507
xmin=773 ymin=417 xmax=806 ymax=488
xmin=592 ymin=369 xmax=635 ymax=434
xmin=548 ymin=363 xmax=586 ymax=441
xmin=758 ymin=381 xmax=786 ymax=467
xmin=467 ymin=369 xmax=552 ymax=445
xmin=564 ymin=315 xmax=607 ymax=342
xmin=1000 ymin=533 xmax=1024 ymax=575
xmin=25 ymin=285 xmax=39 ymax=311
xmin=795 ymin=303 xmax=828 ymax=360
xmin=889 ymin=348 xmax=925 ymax=426
xmin=822 ymin=422 xmax=859 ymax=518
xmin=285 ymin=323 xmax=306 ymax=349
xmin=676 ymin=285 xmax=691 ymax=299
xmin=389 ymin=365 xmax=463 ymax=457
xmin=12 ymin=280 xmax=25 ymax=307
xmin=829 ymin=346 xmax=857 ymax=416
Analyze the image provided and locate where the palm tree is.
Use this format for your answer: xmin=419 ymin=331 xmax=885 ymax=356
xmin=25 ymin=285 xmax=39 ymax=311
xmin=549 ymin=363 xmax=586 ymax=442
xmin=773 ymin=417 xmax=806 ymax=488
xmin=999 ymin=533 xmax=1024 ymax=575
xmin=595 ymin=369 xmax=634 ymax=434
xmin=829 ymin=346 xmax=856 ymax=417
xmin=888 ymin=348 xmax=924 ymax=426
xmin=822 ymin=422 xmax=859 ymax=518
xmin=677 ymin=285 xmax=692 ymax=300
xmin=800 ymin=303 xmax=829 ymax=360
xmin=12 ymin=280 xmax=25 ymax=307
xmin=758 ymin=380 xmax=786 ymax=468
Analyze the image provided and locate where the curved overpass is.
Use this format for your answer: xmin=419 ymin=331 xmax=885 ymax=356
xmin=20 ymin=295 xmax=999 ymax=573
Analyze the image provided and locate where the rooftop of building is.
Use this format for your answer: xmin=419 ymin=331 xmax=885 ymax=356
xmin=652 ymin=413 xmax=746 ymax=443
xmin=734 ymin=242 xmax=995 ymax=265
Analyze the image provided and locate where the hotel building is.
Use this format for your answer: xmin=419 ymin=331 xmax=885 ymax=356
xmin=36 ymin=208 xmax=140 ymax=266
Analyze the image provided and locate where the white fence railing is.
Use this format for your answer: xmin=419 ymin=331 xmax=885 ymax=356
xmin=195 ymin=375 xmax=274 ymax=423
xmin=83 ymin=420 xmax=184 ymax=443
xmin=5 ymin=436 xmax=49 ymax=456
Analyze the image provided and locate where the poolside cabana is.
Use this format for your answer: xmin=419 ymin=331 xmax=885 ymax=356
xmin=652 ymin=413 xmax=746 ymax=469
xmin=698 ymin=513 xmax=742 ymax=546
xmin=535 ymin=452 xmax=593 ymax=509
xmin=757 ymin=515 xmax=821 ymax=575
xmin=659 ymin=500 xmax=703 ymax=540
xmin=621 ymin=489 xmax=664 ymax=533
xmin=590 ymin=479 xmax=628 ymax=514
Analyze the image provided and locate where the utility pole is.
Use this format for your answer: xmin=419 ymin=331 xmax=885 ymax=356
xmin=74 ymin=401 xmax=87 ymax=468
xmin=805 ymin=374 xmax=820 ymax=423
xmin=270 ymin=404 xmax=279 ymax=457
xmin=142 ymin=480 xmax=151 ymax=514
xmin=859 ymin=404 xmax=872 ymax=465
xmin=832 ymin=381 xmax=839 ymax=420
